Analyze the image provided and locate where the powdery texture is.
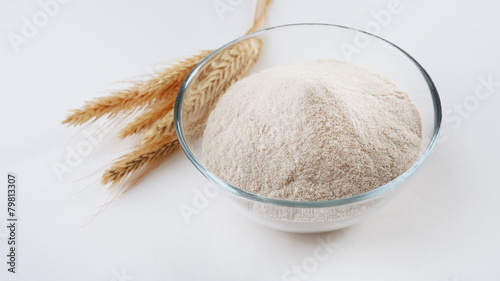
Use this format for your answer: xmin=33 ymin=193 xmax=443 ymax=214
xmin=202 ymin=59 xmax=422 ymax=201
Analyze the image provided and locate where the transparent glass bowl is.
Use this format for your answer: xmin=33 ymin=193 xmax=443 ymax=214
xmin=174 ymin=24 xmax=441 ymax=233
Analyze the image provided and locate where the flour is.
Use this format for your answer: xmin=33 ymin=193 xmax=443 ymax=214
xmin=202 ymin=59 xmax=422 ymax=201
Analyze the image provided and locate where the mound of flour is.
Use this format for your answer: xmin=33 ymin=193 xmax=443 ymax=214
xmin=202 ymin=59 xmax=422 ymax=201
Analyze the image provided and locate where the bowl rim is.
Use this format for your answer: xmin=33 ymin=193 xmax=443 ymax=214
xmin=174 ymin=23 xmax=442 ymax=208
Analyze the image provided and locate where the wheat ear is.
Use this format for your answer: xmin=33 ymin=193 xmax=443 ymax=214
xmin=139 ymin=109 xmax=175 ymax=145
xmin=62 ymin=50 xmax=213 ymax=126
xmin=118 ymin=90 xmax=176 ymax=139
xmin=139 ymin=37 xmax=263 ymax=145
xmin=102 ymin=134 xmax=179 ymax=188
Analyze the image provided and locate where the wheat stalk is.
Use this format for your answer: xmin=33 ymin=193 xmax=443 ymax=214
xmin=247 ymin=0 xmax=272 ymax=34
xmin=62 ymin=50 xmax=212 ymax=126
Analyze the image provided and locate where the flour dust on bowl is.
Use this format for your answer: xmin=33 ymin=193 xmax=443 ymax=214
xmin=174 ymin=24 xmax=441 ymax=233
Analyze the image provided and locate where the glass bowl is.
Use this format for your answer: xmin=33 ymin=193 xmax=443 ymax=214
xmin=174 ymin=24 xmax=441 ymax=233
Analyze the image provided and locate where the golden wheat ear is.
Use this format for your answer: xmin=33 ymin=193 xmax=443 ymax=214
xmin=140 ymin=109 xmax=175 ymax=145
xmin=102 ymin=134 xmax=179 ymax=188
xmin=118 ymin=88 xmax=176 ymax=139
xmin=140 ymin=37 xmax=264 ymax=145
xmin=62 ymin=50 xmax=213 ymax=126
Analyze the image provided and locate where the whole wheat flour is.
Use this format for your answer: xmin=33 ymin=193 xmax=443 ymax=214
xmin=202 ymin=59 xmax=422 ymax=201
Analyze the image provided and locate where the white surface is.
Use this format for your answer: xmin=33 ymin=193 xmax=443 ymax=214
xmin=1 ymin=0 xmax=499 ymax=280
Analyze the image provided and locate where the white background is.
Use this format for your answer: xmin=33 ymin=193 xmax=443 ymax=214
xmin=1 ymin=0 xmax=499 ymax=280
